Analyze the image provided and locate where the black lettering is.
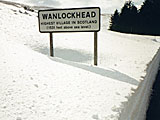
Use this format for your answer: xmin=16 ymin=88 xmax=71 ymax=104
xmin=67 ymin=13 xmax=72 ymax=18
xmin=56 ymin=26 xmax=62 ymax=29
xmin=81 ymin=25 xmax=90 ymax=29
xmin=76 ymin=12 xmax=81 ymax=18
xmin=52 ymin=13 xmax=57 ymax=19
xmin=58 ymin=13 xmax=61 ymax=19
xmin=72 ymin=21 xmax=76 ymax=24
xmin=41 ymin=22 xmax=55 ymax=25
xmin=49 ymin=26 xmax=55 ymax=29
xmin=71 ymin=12 xmax=76 ymax=18
xmin=91 ymin=11 xmax=96 ymax=17
xmin=48 ymin=13 xmax=52 ymax=19
xmin=62 ymin=13 xmax=66 ymax=19
xmin=86 ymin=12 xmax=90 ymax=18
xmin=64 ymin=26 xmax=73 ymax=29
xmin=42 ymin=14 xmax=48 ymax=19
xmin=82 ymin=12 xmax=85 ymax=18
xmin=74 ymin=26 xmax=80 ymax=29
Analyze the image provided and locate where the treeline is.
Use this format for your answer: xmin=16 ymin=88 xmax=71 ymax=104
xmin=109 ymin=0 xmax=160 ymax=36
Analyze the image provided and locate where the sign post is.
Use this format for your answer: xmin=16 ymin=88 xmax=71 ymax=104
xmin=94 ymin=32 xmax=98 ymax=66
xmin=38 ymin=7 xmax=100 ymax=65
xmin=50 ymin=33 xmax=54 ymax=57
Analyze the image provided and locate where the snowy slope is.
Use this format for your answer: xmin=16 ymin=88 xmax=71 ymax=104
xmin=1 ymin=0 xmax=145 ymax=13
xmin=0 ymin=2 xmax=160 ymax=120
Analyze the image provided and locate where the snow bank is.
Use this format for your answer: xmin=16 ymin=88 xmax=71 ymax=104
xmin=119 ymin=48 xmax=160 ymax=120
xmin=0 ymin=2 xmax=160 ymax=120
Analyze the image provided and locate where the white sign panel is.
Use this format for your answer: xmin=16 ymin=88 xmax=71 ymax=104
xmin=38 ymin=7 xmax=100 ymax=32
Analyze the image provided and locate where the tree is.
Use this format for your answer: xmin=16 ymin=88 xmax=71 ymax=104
xmin=109 ymin=9 xmax=120 ymax=31
xmin=109 ymin=0 xmax=160 ymax=35
xmin=109 ymin=1 xmax=138 ymax=33
xmin=139 ymin=0 xmax=160 ymax=35
xmin=119 ymin=1 xmax=138 ymax=32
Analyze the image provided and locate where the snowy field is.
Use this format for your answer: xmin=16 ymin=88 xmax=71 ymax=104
xmin=0 ymin=1 xmax=160 ymax=120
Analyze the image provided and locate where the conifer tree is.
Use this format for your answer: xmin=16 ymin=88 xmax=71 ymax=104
xmin=109 ymin=0 xmax=160 ymax=35
xmin=109 ymin=9 xmax=120 ymax=31
xmin=139 ymin=0 xmax=160 ymax=35
xmin=118 ymin=1 xmax=138 ymax=33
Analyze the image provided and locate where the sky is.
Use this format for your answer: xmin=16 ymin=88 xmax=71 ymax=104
xmin=5 ymin=0 xmax=145 ymax=13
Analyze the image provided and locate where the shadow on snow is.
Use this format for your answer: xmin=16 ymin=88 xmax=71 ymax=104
xmin=33 ymin=46 xmax=92 ymax=62
xmin=33 ymin=45 xmax=139 ymax=86
xmin=52 ymin=58 xmax=139 ymax=86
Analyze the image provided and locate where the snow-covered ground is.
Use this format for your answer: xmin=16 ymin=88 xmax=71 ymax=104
xmin=0 ymin=1 xmax=160 ymax=120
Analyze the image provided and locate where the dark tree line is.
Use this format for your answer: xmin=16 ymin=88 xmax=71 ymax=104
xmin=109 ymin=0 xmax=160 ymax=36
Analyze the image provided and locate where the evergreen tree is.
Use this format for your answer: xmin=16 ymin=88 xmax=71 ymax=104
xmin=139 ymin=0 xmax=160 ymax=35
xmin=109 ymin=0 xmax=160 ymax=35
xmin=109 ymin=9 xmax=120 ymax=31
xmin=115 ymin=1 xmax=138 ymax=33
xmin=139 ymin=0 xmax=153 ymax=34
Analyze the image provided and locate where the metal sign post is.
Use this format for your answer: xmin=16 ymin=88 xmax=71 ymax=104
xmin=94 ymin=32 xmax=98 ymax=66
xmin=50 ymin=33 xmax=54 ymax=57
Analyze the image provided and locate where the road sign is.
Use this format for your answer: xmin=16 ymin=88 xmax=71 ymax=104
xmin=38 ymin=7 xmax=100 ymax=33
xmin=38 ymin=7 xmax=100 ymax=66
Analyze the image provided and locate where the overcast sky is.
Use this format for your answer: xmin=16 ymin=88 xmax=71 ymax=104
xmin=8 ymin=0 xmax=145 ymax=13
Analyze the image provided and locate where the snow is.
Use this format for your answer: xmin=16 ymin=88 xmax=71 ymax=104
xmin=0 ymin=1 xmax=160 ymax=120
xmin=0 ymin=0 xmax=145 ymax=13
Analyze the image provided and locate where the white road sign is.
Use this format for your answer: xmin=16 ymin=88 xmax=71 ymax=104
xmin=38 ymin=7 xmax=100 ymax=32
